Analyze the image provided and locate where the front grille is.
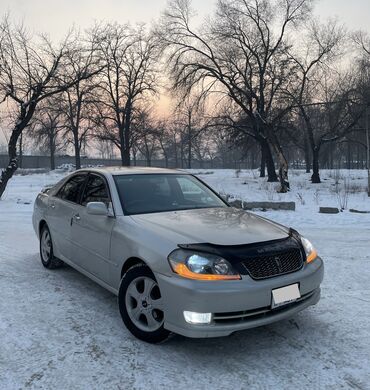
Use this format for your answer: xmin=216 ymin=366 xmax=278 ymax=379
xmin=241 ymin=248 xmax=303 ymax=280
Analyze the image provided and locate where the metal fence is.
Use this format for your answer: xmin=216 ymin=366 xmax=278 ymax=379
xmin=0 ymin=155 xmax=248 ymax=170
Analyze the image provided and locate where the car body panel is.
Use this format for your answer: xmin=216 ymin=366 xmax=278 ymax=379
xmin=69 ymin=203 xmax=115 ymax=284
xmin=131 ymin=207 xmax=288 ymax=246
xmin=46 ymin=196 xmax=77 ymax=260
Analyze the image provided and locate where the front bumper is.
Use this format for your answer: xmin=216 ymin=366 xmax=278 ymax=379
xmin=156 ymin=257 xmax=324 ymax=338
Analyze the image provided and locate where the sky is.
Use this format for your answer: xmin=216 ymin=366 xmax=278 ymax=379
xmin=1 ymin=0 xmax=370 ymax=145
xmin=0 ymin=0 xmax=369 ymax=39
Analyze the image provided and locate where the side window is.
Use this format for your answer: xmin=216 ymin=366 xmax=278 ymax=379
xmin=81 ymin=175 xmax=110 ymax=207
xmin=57 ymin=175 xmax=86 ymax=204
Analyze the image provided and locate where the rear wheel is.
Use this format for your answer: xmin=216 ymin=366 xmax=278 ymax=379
xmin=118 ymin=264 xmax=171 ymax=343
xmin=40 ymin=225 xmax=63 ymax=269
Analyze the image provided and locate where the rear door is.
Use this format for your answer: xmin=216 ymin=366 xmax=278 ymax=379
xmin=69 ymin=173 xmax=115 ymax=284
xmin=46 ymin=173 xmax=87 ymax=261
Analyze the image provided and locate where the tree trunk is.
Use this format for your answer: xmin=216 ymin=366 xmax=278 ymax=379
xmin=0 ymin=130 xmax=20 ymax=198
xmin=261 ymin=139 xmax=278 ymax=182
xmin=180 ymin=136 xmax=184 ymax=169
xmin=0 ymin=100 xmax=37 ymax=198
xmin=73 ymin=130 xmax=81 ymax=170
xmin=187 ymin=132 xmax=192 ymax=169
xmin=132 ymin=148 xmax=137 ymax=166
xmin=122 ymin=147 xmax=130 ymax=166
xmin=19 ymin=133 xmax=23 ymax=169
xmin=119 ymin=124 xmax=126 ymax=166
xmin=259 ymin=142 xmax=266 ymax=177
xmin=304 ymin=135 xmax=311 ymax=173
xmin=266 ymin=129 xmax=289 ymax=192
xmin=50 ymin=129 xmax=55 ymax=171
xmin=122 ymin=103 xmax=132 ymax=166
xmin=329 ymin=143 xmax=334 ymax=169
xmin=173 ymin=134 xmax=178 ymax=168
xmin=311 ymin=148 xmax=321 ymax=183
xmin=276 ymin=151 xmax=290 ymax=193
xmin=346 ymin=142 xmax=351 ymax=170
xmin=146 ymin=144 xmax=151 ymax=167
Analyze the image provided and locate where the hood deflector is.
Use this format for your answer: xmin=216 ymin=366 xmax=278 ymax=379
xmin=177 ymin=228 xmax=305 ymax=266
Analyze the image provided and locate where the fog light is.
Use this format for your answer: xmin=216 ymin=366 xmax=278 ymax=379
xmin=183 ymin=311 xmax=212 ymax=324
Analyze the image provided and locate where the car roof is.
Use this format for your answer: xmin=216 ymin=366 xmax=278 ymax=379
xmin=76 ymin=166 xmax=190 ymax=176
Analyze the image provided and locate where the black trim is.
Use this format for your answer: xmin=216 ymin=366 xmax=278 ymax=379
xmin=178 ymin=230 xmax=306 ymax=280
xmin=213 ymin=289 xmax=317 ymax=324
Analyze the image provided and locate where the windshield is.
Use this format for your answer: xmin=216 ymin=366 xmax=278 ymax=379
xmin=114 ymin=174 xmax=227 ymax=215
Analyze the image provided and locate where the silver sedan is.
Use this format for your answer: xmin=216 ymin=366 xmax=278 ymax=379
xmin=33 ymin=167 xmax=324 ymax=343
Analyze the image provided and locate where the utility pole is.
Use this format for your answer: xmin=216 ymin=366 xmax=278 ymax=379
xmin=367 ymin=103 xmax=370 ymax=197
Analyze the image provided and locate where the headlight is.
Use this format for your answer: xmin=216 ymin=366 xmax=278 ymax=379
xmin=301 ymin=236 xmax=318 ymax=263
xmin=168 ymin=249 xmax=241 ymax=280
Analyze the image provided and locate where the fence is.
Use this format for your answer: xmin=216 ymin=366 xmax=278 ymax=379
xmin=0 ymin=155 xmax=249 ymax=170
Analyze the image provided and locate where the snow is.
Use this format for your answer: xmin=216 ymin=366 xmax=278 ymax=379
xmin=1 ymin=169 xmax=370 ymax=389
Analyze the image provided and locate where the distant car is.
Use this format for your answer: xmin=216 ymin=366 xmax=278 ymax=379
xmin=33 ymin=167 xmax=324 ymax=343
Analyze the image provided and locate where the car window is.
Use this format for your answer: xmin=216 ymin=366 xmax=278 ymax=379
xmin=177 ymin=176 xmax=205 ymax=201
xmin=114 ymin=174 xmax=226 ymax=215
xmin=81 ymin=175 xmax=110 ymax=207
xmin=56 ymin=174 xmax=87 ymax=204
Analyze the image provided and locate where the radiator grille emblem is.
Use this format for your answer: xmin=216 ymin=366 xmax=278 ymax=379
xmin=274 ymin=256 xmax=283 ymax=272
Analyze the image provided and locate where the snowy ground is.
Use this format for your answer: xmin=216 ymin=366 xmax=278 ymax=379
xmin=1 ymin=169 xmax=370 ymax=389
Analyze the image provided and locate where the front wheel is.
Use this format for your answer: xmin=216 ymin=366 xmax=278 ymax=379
xmin=118 ymin=264 xmax=171 ymax=343
xmin=40 ymin=225 xmax=63 ymax=269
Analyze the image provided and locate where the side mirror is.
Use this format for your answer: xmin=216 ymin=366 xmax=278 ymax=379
xmin=86 ymin=202 xmax=108 ymax=216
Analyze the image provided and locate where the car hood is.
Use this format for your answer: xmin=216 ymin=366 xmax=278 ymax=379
xmin=130 ymin=207 xmax=288 ymax=246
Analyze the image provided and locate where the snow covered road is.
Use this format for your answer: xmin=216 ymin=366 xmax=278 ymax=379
xmin=1 ymin=171 xmax=370 ymax=389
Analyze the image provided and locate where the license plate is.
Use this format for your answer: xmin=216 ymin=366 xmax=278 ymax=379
xmin=272 ymin=283 xmax=300 ymax=308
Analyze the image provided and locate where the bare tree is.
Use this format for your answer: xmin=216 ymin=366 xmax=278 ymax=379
xmin=152 ymin=119 xmax=174 ymax=168
xmin=159 ymin=0 xmax=313 ymax=191
xmin=95 ymin=138 xmax=116 ymax=159
xmin=174 ymin=95 xmax=206 ymax=169
xmin=133 ymin=109 xmax=159 ymax=166
xmin=353 ymin=31 xmax=370 ymax=58
xmin=93 ymin=23 xmax=159 ymax=165
xmin=288 ymin=20 xmax=349 ymax=182
xmin=29 ymin=98 xmax=65 ymax=170
xmin=0 ymin=18 xmax=101 ymax=197
xmin=353 ymin=30 xmax=370 ymax=193
xmin=59 ymin=32 xmax=102 ymax=169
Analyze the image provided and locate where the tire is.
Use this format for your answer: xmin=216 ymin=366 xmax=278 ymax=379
xmin=39 ymin=225 xmax=64 ymax=269
xmin=118 ymin=264 xmax=171 ymax=343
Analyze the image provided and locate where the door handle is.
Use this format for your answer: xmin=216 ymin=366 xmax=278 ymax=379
xmin=49 ymin=203 xmax=55 ymax=209
xmin=70 ymin=213 xmax=81 ymax=226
